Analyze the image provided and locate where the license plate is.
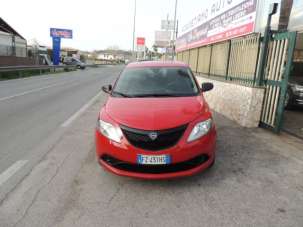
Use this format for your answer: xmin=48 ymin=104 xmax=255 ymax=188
xmin=137 ymin=154 xmax=171 ymax=165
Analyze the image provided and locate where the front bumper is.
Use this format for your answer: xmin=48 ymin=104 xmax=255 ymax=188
xmin=293 ymin=93 xmax=303 ymax=106
xmin=95 ymin=127 xmax=216 ymax=179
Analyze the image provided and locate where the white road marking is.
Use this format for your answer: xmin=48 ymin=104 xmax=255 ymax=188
xmin=0 ymin=160 xmax=28 ymax=187
xmin=61 ymin=90 xmax=102 ymax=127
xmin=0 ymin=82 xmax=67 ymax=102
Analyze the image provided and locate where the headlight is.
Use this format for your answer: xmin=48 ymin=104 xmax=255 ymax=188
xmin=97 ymin=120 xmax=123 ymax=143
xmin=292 ymin=84 xmax=303 ymax=93
xmin=187 ymin=119 xmax=212 ymax=142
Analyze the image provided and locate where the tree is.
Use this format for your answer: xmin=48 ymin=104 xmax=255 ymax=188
xmin=152 ymin=45 xmax=158 ymax=53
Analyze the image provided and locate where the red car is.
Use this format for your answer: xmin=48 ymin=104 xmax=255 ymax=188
xmin=95 ymin=61 xmax=216 ymax=179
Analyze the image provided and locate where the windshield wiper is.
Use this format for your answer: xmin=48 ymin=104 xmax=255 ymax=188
xmin=131 ymin=93 xmax=191 ymax=97
xmin=111 ymin=91 xmax=133 ymax=98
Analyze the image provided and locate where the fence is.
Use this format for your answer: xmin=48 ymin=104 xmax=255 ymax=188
xmin=0 ymin=56 xmax=35 ymax=66
xmin=0 ymin=64 xmax=101 ymax=80
xmin=210 ymin=41 xmax=230 ymax=78
xmin=228 ymin=34 xmax=260 ymax=86
xmin=177 ymin=33 xmax=261 ymax=87
xmin=0 ymin=65 xmax=77 ymax=79
xmin=197 ymin=46 xmax=212 ymax=74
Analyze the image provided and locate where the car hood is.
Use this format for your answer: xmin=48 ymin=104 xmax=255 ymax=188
xmin=105 ymin=96 xmax=206 ymax=130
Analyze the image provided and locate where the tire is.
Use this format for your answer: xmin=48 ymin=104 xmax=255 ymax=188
xmin=208 ymin=158 xmax=215 ymax=169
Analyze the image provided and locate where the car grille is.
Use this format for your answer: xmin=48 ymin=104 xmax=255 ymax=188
xmin=101 ymin=154 xmax=209 ymax=174
xmin=120 ymin=124 xmax=188 ymax=151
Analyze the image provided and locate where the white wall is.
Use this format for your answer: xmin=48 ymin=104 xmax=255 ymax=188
xmin=15 ymin=36 xmax=27 ymax=57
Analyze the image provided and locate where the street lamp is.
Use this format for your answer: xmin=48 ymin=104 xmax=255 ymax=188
xmin=132 ymin=0 xmax=137 ymax=60
xmin=172 ymin=0 xmax=178 ymax=60
xmin=256 ymin=3 xmax=278 ymax=86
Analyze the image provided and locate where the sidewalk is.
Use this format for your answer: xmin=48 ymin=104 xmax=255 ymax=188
xmin=0 ymin=95 xmax=303 ymax=227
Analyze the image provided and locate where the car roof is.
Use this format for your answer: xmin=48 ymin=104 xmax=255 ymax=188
xmin=126 ymin=61 xmax=189 ymax=68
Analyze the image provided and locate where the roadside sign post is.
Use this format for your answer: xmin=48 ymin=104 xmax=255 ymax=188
xmin=136 ymin=37 xmax=146 ymax=60
xmin=256 ymin=3 xmax=278 ymax=86
xmin=50 ymin=28 xmax=73 ymax=65
xmin=172 ymin=0 xmax=178 ymax=60
xmin=52 ymin=37 xmax=61 ymax=65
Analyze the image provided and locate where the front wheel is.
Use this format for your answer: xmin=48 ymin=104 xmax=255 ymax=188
xmin=208 ymin=157 xmax=215 ymax=169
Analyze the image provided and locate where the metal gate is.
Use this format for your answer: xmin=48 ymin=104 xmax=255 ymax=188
xmin=260 ymin=31 xmax=296 ymax=132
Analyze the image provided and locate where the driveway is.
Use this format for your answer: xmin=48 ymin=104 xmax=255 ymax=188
xmin=283 ymin=107 xmax=303 ymax=138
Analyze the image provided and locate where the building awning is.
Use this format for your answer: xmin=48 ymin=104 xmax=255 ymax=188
xmin=0 ymin=17 xmax=25 ymax=40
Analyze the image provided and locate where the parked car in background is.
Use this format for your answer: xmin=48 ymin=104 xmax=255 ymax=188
xmin=285 ymin=76 xmax=303 ymax=108
xmin=95 ymin=61 xmax=216 ymax=179
xmin=63 ymin=57 xmax=86 ymax=69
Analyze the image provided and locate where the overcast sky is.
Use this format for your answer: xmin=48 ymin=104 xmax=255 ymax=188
xmin=1 ymin=0 xmax=198 ymax=51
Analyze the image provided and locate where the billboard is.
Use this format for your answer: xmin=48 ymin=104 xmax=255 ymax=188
xmin=176 ymin=0 xmax=257 ymax=52
xmin=136 ymin=37 xmax=145 ymax=52
xmin=155 ymin=30 xmax=171 ymax=47
xmin=161 ymin=20 xmax=175 ymax=30
xmin=50 ymin=28 xmax=73 ymax=39
xmin=136 ymin=37 xmax=145 ymax=45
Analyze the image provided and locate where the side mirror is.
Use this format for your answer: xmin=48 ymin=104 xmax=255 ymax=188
xmin=201 ymin=82 xmax=214 ymax=92
xmin=102 ymin=84 xmax=112 ymax=94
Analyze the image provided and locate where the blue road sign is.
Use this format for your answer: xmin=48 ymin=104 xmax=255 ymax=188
xmin=50 ymin=28 xmax=73 ymax=65
xmin=52 ymin=37 xmax=61 ymax=65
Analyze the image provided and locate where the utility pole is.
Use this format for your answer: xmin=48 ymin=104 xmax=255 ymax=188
xmin=256 ymin=3 xmax=278 ymax=86
xmin=167 ymin=14 xmax=170 ymax=60
xmin=172 ymin=0 xmax=178 ymax=60
xmin=132 ymin=0 xmax=137 ymax=60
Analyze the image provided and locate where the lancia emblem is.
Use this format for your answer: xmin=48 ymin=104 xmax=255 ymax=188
xmin=149 ymin=132 xmax=158 ymax=140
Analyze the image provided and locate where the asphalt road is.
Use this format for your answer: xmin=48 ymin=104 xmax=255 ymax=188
xmin=0 ymin=66 xmax=122 ymax=201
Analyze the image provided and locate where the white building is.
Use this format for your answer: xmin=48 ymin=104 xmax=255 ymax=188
xmin=97 ymin=53 xmax=115 ymax=60
xmin=0 ymin=17 xmax=27 ymax=57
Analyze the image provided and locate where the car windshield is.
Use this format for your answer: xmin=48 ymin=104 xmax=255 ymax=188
xmin=112 ymin=67 xmax=199 ymax=97
xmin=290 ymin=76 xmax=303 ymax=85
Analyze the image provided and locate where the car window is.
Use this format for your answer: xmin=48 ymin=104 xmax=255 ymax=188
xmin=112 ymin=67 xmax=199 ymax=97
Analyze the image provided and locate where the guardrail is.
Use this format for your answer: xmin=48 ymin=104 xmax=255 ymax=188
xmin=0 ymin=65 xmax=77 ymax=73
xmin=0 ymin=63 xmax=119 ymax=81
xmin=0 ymin=65 xmax=80 ymax=81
